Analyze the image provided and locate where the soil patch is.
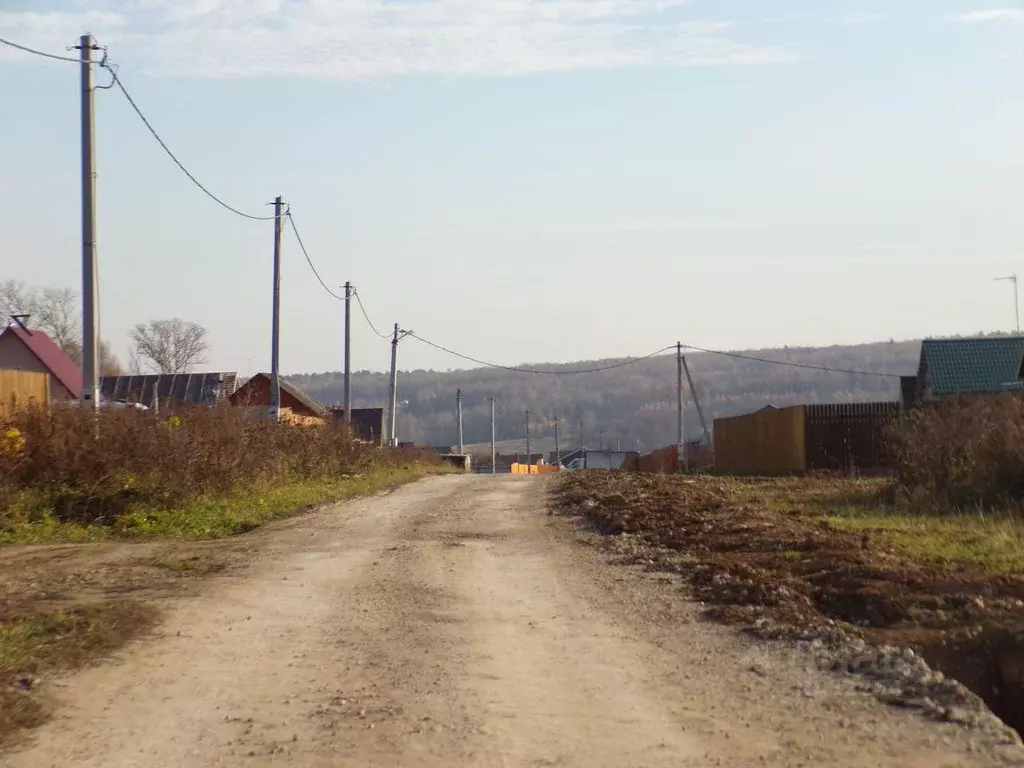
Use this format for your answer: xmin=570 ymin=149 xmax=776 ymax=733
xmin=0 ymin=537 xmax=253 ymax=747
xmin=552 ymin=472 xmax=1024 ymax=738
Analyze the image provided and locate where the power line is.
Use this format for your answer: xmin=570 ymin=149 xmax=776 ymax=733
xmin=352 ymin=290 xmax=391 ymax=339
xmin=0 ymin=35 xmax=84 ymax=63
xmin=682 ymin=343 xmax=900 ymax=378
xmin=98 ymin=59 xmax=276 ymax=222
xmin=286 ymin=213 xmax=346 ymax=300
xmin=407 ymin=333 xmax=675 ymax=375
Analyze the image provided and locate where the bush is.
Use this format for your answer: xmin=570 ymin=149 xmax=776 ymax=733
xmin=887 ymin=395 xmax=1024 ymax=509
xmin=0 ymin=405 xmax=436 ymax=528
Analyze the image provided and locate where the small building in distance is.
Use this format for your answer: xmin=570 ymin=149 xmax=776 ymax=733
xmin=229 ymin=373 xmax=326 ymax=418
xmin=100 ymin=372 xmax=237 ymax=409
xmin=0 ymin=318 xmax=81 ymax=401
xmin=328 ymin=407 xmax=387 ymax=443
xmin=906 ymin=336 xmax=1024 ymax=406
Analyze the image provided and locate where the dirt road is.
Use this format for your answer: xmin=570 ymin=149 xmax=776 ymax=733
xmin=6 ymin=476 xmax=1019 ymax=767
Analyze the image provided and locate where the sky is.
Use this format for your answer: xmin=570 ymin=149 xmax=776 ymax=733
xmin=1 ymin=0 xmax=1024 ymax=376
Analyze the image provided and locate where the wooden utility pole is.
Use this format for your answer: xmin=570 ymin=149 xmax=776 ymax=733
xmin=269 ymin=196 xmax=284 ymax=420
xmin=78 ymin=34 xmax=100 ymax=409
xmin=343 ymin=281 xmax=352 ymax=424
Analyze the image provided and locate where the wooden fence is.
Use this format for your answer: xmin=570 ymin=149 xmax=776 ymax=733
xmin=805 ymin=402 xmax=900 ymax=471
xmin=713 ymin=402 xmax=899 ymax=474
xmin=714 ymin=406 xmax=806 ymax=474
xmin=0 ymin=370 xmax=50 ymax=416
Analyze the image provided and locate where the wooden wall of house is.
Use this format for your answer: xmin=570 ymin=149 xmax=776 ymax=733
xmin=0 ymin=370 xmax=50 ymax=415
xmin=714 ymin=406 xmax=806 ymax=474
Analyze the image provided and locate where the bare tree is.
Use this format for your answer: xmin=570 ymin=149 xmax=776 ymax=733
xmin=0 ymin=280 xmax=79 ymax=353
xmin=1 ymin=280 xmax=123 ymax=375
xmin=129 ymin=318 xmax=209 ymax=374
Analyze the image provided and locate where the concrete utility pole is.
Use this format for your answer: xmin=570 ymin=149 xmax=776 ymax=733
xmin=490 ymin=397 xmax=496 ymax=475
xmin=525 ymin=410 xmax=531 ymax=466
xmin=78 ymin=34 xmax=100 ymax=409
xmin=269 ymin=196 xmax=284 ymax=421
xmin=554 ymin=415 xmax=560 ymax=468
xmin=456 ymin=388 xmax=464 ymax=454
xmin=676 ymin=341 xmax=685 ymax=471
xmin=388 ymin=324 xmax=400 ymax=446
xmin=343 ymin=281 xmax=352 ymax=423
xmin=386 ymin=325 xmax=411 ymax=446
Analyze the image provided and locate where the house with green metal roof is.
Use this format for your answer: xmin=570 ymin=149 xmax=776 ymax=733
xmin=912 ymin=337 xmax=1024 ymax=402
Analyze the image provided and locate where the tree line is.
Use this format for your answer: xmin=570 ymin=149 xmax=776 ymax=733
xmin=289 ymin=340 xmax=922 ymax=451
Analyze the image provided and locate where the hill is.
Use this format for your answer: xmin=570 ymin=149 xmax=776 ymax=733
xmin=287 ymin=339 xmax=921 ymax=452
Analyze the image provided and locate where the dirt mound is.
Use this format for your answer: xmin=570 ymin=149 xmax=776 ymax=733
xmin=553 ymin=472 xmax=1024 ymax=740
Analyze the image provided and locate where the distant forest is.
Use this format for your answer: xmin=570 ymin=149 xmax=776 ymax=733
xmin=287 ymin=339 xmax=922 ymax=452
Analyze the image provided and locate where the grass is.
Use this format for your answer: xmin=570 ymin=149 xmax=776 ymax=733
xmin=726 ymin=476 xmax=1024 ymax=575
xmin=0 ymin=600 xmax=158 ymax=745
xmin=0 ymin=463 xmax=439 ymax=544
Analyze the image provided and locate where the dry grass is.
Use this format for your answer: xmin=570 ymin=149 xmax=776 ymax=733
xmin=888 ymin=396 xmax=1024 ymax=509
xmin=0 ymin=405 xmax=441 ymax=540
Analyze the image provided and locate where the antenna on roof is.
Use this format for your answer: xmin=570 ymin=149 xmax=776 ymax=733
xmin=10 ymin=314 xmax=30 ymax=331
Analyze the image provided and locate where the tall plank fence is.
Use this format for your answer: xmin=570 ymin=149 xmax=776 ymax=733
xmin=714 ymin=402 xmax=899 ymax=474
xmin=805 ymin=402 xmax=899 ymax=472
xmin=0 ymin=370 xmax=50 ymax=416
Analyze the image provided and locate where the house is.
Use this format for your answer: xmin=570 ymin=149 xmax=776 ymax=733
xmin=327 ymin=407 xmax=387 ymax=443
xmin=100 ymin=372 xmax=237 ymax=408
xmin=229 ymin=373 xmax=325 ymax=418
xmin=0 ymin=319 xmax=81 ymax=401
xmin=908 ymin=336 xmax=1024 ymax=405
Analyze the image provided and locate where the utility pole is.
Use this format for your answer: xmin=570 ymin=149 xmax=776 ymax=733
xmin=599 ymin=429 xmax=605 ymax=450
xmin=388 ymin=323 xmax=400 ymax=446
xmin=269 ymin=196 xmax=284 ymax=421
xmin=525 ymin=410 xmax=531 ymax=466
xmin=579 ymin=418 xmax=584 ymax=455
xmin=343 ymin=281 xmax=352 ymax=424
xmin=554 ymin=415 xmax=560 ymax=467
xmin=677 ymin=341 xmax=685 ymax=471
xmin=456 ymin=388 xmax=464 ymax=454
xmin=490 ymin=397 xmax=496 ymax=474
xmin=78 ymin=34 xmax=100 ymax=409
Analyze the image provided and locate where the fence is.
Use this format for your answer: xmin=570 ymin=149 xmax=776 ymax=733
xmin=805 ymin=402 xmax=900 ymax=471
xmin=0 ymin=370 xmax=50 ymax=416
xmin=714 ymin=406 xmax=806 ymax=473
xmin=713 ymin=402 xmax=899 ymax=474
xmin=510 ymin=463 xmax=558 ymax=475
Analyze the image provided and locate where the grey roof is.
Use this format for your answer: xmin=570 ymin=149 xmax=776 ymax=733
xmin=100 ymin=372 xmax=237 ymax=407
xmin=919 ymin=337 xmax=1024 ymax=396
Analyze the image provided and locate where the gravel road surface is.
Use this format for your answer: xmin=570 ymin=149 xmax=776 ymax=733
xmin=6 ymin=475 xmax=1018 ymax=767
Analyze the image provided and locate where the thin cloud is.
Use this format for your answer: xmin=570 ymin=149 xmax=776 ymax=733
xmin=0 ymin=0 xmax=797 ymax=78
xmin=956 ymin=9 xmax=1024 ymax=25
xmin=840 ymin=13 xmax=885 ymax=27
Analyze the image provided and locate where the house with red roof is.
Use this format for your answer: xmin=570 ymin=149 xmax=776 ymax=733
xmin=0 ymin=318 xmax=82 ymax=401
